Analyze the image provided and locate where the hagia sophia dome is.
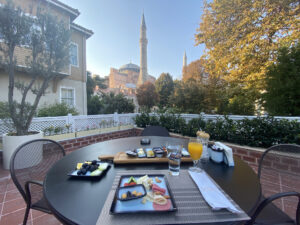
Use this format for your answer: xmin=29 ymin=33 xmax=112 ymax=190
xmin=119 ymin=63 xmax=140 ymax=73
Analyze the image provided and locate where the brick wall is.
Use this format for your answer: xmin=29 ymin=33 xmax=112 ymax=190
xmin=58 ymin=128 xmax=142 ymax=153
xmin=227 ymin=144 xmax=300 ymax=174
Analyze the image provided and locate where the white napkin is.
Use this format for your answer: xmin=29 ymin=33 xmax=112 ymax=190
xmin=214 ymin=142 xmax=235 ymax=166
xmin=189 ymin=170 xmax=241 ymax=213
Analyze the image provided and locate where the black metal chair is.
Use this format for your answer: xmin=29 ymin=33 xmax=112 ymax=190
xmin=140 ymin=126 xmax=170 ymax=137
xmin=246 ymin=144 xmax=300 ymax=225
xmin=10 ymin=139 xmax=65 ymax=225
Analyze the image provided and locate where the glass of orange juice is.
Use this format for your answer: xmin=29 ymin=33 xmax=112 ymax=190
xmin=188 ymin=138 xmax=203 ymax=172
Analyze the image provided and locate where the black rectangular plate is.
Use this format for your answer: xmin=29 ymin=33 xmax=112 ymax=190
xmin=67 ymin=161 xmax=111 ymax=179
xmin=110 ymin=174 xmax=177 ymax=214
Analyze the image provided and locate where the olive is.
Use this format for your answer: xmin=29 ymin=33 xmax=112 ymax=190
xmin=82 ymin=163 xmax=88 ymax=168
xmin=81 ymin=168 xmax=87 ymax=175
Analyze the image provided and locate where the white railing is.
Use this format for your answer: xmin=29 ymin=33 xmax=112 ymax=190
xmin=0 ymin=112 xmax=299 ymax=136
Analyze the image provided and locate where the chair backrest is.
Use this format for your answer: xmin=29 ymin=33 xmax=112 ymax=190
xmin=258 ymin=144 xmax=300 ymax=220
xmin=141 ymin=126 xmax=170 ymax=137
xmin=10 ymin=139 xmax=65 ymax=203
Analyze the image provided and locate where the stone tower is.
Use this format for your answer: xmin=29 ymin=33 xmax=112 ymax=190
xmin=138 ymin=13 xmax=148 ymax=86
xmin=183 ymin=51 xmax=187 ymax=69
xmin=182 ymin=51 xmax=187 ymax=79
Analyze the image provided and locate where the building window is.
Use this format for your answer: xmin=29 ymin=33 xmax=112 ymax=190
xmin=61 ymin=88 xmax=75 ymax=106
xmin=70 ymin=42 xmax=78 ymax=67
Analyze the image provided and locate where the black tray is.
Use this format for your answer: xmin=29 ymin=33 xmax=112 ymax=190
xmin=110 ymin=174 xmax=177 ymax=214
xmin=68 ymin=161 xmax=111 ymax=178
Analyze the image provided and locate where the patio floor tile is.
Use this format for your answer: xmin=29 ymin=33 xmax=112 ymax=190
xmin=0 ymin=208 xmax=31 ymax=225
xmin=2 ymin=198 xmax=26 ymax=215
xmin=32 ymin=213 xmax=62 ymax=225
xmin=5 ymin=189 xmax=22 ymax=202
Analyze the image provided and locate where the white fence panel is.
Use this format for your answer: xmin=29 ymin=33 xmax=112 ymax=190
xmin=73 ymin=114 xmax=115 ymax=131
xmin=0 ymin=113 xmax=299 ymax=136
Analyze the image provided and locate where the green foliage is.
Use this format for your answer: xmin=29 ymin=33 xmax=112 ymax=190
xmin=0 ymin=1 xmax=70 ymax=135
xmin=134 ymin=113 xmax=300 ymax=147
xmin=263 ymin=44 xmax=300 ymax=116
xmin=195 ymin=0 xmax=299 ymax=97
xmin=87 ymin=92 xmax=135 ymax=115
xmin=170 ymin=80 xmax=206 ymax=113
xmin=86 ymin=75 xmax=95 ymax=99
xmin=87 ymin=95 xmax=103 ymax=115
xmin=101 ymin=92 xmax=135 ymax=114
xmin=155 ymin=73 xmax=174 ymax=107
xmin=182 ymin=59 xmax=206 ymax=83
xmin=37 ymin=102 xmax=78 ymax=117
xmin=136 ymin=82 xmax=158 ymax=110
xmin=86 ymin=74 xmax=107 ymax=99
xmin=0 ymin=101 xmax=9 ymax=119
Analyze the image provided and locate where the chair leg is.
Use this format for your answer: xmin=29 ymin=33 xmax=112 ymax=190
xmin=23 ymin=205 xmax=30 ymax=225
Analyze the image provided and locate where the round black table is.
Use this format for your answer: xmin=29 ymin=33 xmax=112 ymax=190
xmin=44 ymin=136 xmax=261 ymax=225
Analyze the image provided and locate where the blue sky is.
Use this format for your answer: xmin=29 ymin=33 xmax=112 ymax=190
xmin=60 ymin=0 xmax=205 ymax=79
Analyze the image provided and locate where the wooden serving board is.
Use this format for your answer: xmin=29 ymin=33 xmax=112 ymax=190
xmin=99 ymin=152 xmax=193 ymax=164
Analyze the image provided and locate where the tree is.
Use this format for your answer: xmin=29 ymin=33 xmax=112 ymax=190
xmin=86 ymin=74 xmax=95 ymax=99
xmin=87 ymin=95 xmax=103 ymax=115
xmin=196 ymin=0 xmax=299 ymax=103
xmin=263 ymin=44 xmax=300 ymax=116
xmin=0 ymin=1 xmax=70 ymax=135
xmin=86 ymin=74 xmax=107 ymax=99
xmin=37 ymin=102 xmax=78 ymax=117
xmin=136 ymin=82 xmax=158 ymax=110
xmin=182 ymin=59 xmax=207 ymax=83
xmin=101 ymin=92 xmax=135 ymax=114
xmin=155 ymin=73 xmax=174 ymax=107
xmin=170 ymin=80 xmax=206 ymax=113
xmin=93 ymin=75 xmax=107 ymax=90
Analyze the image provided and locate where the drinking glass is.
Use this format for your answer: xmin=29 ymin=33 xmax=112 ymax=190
xmin=188 ymin=139 xmax=203 ymax=172
xmin=167 ymin=145 xmax=182 ymax=176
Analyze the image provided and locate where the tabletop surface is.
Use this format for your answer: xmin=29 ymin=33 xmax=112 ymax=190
xmin=44 ymin=136 xmax=261 ymax=225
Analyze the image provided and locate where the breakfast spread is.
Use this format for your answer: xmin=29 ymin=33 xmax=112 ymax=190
xmin=72 ymin=160 xmax=109 ymax=176
xmin=116 ymin=174 xmax=173 ymax=212
xmin=137 ymin=148 xmax=146 ymax=158
xmin=146 ymin=148 xmax=155 ymax=158
xmin=125 ymin=146 xmax=169 ymax=159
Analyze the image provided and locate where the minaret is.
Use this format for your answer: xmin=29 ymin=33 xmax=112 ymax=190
xmin=182 ymin=51 xmax=187 ymax=79
xmin=138 ymin=13 xmax=148 ymax=86
xmin=183 ymin=51 xmax=187 ymax=68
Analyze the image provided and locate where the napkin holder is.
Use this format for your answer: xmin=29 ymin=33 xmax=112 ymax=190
xmin=140 ymin=138 xmax=150 ymax=145
xmin=209 ymin=147 xmax=224 ymax=163
xmin=209 ymin=142 xmax=234 ymax=167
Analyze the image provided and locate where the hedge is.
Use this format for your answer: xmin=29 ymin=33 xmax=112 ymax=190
xmin=134 ymin=113 xmax=300 ymax=148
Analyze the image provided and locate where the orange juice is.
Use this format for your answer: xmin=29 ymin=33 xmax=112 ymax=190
xmin=188 ymin=142 xmax=203 ymax=160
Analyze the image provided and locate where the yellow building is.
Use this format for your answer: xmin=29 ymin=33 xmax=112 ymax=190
xmin=0 ymin=0 xmax=93 ymax=114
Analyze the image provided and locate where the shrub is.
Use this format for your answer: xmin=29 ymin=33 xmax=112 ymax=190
xmin=134 ymin=113 xmax=300 ymax=148
xmin=37 ymin=102 xmax=79 ymax=117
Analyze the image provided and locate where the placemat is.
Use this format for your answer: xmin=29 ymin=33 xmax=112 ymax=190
xmin=96 ymin=170 xmax=250 ymax=225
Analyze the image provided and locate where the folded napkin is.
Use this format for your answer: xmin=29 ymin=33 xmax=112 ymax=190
xmin=214 ymin=142 xmax=234 ymax=166
xmin=189 ymin=170 xmax=241 ymax=213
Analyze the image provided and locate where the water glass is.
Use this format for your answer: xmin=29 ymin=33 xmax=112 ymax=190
xmin=167 ymin=145 xmax=182 ymax=176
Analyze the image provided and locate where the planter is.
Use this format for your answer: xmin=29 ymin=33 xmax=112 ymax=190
xmin=2 ymin=131 xmax=43 ymax=170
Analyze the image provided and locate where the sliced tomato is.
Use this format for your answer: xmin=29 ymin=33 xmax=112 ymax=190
xmin=124 ymin=182 xmax=137 ymax=186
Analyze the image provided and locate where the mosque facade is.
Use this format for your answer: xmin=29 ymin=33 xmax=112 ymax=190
xmin=107 ymin=13 xmax=155 ymax=98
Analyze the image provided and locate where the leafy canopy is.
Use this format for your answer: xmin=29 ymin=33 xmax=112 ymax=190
xmin=0 ymin=1 xmax=70 ymax=135
xmin=136 ymin=82 xmax=158 ymax=110
xmin=155 ymin=73 xmax=174 ymax=107
xmin=196 ymin=0 xmax=299 ymax=100
xmin=87 ymin=92 xmax=135 ymax=115
xmin=263 ymin=44 xmax=300 ymax=116
xmin=37 ymin=102 xmax=79 ymax=117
